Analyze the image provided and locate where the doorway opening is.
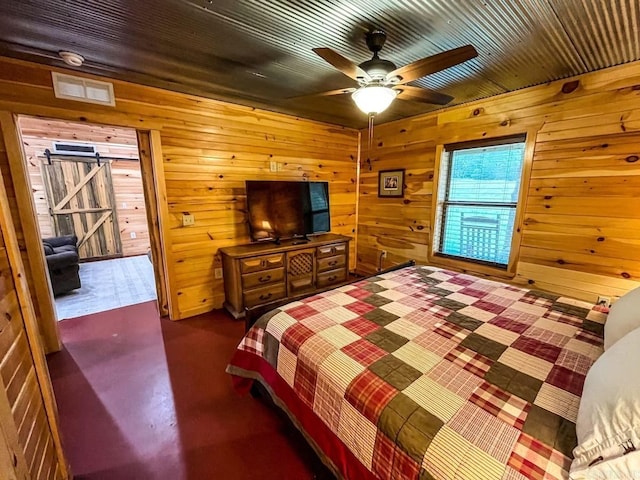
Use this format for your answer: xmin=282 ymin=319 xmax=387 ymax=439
xmin=18 ymin=116 xmax=157 ymax=319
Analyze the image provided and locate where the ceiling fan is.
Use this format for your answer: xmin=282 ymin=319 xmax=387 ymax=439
xmin=311 ymin=30 xmax=478 ymax=116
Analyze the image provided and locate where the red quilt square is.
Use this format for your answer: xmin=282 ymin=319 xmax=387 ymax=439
xmin=239 ymin=327 xmax=264 ymax=355
xmin=472 ymin=300 xmax=507 ymax=315
xmin=470 ymin=382 xmax=531 ymax=430
xmin=286 ymin=304 xmax=319 ymax=320
xmin=434 ymin=321 xmax=464 ymax=340
xmin=301 ymin=294 xmax=323 ymax=303
xmin=281 ymin=323 xmax=315 ymax=355
xmin=448 ymin=275 xmax=474 ymax=287
xmin=342 ymin=318 xmax=380 ymax=337
xmin=575 ymin=330 xmax=603 ymax=346
xmin=372 ymin=432 xmax=421 ymax=480
xmin=543 ymin=309 xmax=582 ymax=327
xmin=459 ymin=287 xmax=490 ymax=299
xmin=344 ymin=300 xmax=376 ymax=315
xmin=345 ymin=370 xmax=397 ymax=424
xmin=293 ymin=359 xmax=317 ymax=407
xmin=445 ymin=345 xmax=493 ymax=377
xmin=490 ymin=316 xmax=530 ymax=334
xmin=508 ymin=432 xmax=569 ymax=480
xmin=342 ymin=339 xmax=387 ymax=367
xmin=346 ymin=286 xmax=373 ymax=300
xmin=546 ymin=365 xmax=586 ymax=397
xmin=512 ymin=336 xmax=562 ymax=363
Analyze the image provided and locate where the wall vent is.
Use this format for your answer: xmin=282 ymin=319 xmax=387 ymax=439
xmin=52 ymin=142 xmax=98 ymax=156
xmin=51 ymin=72 xmax=116 ymax=107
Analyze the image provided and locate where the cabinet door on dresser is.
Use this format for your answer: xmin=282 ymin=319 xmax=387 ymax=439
xmin=316 ymin=242 xmax=347 ymax=288
xmin=287 ymin=247 xmax=316 ymax=297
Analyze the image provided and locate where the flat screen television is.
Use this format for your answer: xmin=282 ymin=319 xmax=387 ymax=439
xmin=246 ymin=180 xmax=330 ymax=243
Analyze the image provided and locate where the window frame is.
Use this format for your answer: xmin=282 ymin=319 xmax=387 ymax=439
xmin=429 ymin=132 xmax=535 ymax=279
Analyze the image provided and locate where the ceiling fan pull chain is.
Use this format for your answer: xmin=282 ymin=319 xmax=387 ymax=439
xmin=368 ymin=114 xmax=375 ymax=150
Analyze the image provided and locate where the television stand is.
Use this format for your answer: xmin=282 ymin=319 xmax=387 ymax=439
xmin=220 ymin=233 xmax=351 ymax=318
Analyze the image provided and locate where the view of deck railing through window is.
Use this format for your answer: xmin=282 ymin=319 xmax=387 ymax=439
xmin=435 ymin=136 xmax=526 ymax=268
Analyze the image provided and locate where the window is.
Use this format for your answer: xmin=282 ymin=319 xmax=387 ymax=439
xmin=433 ymin=135 xmax=526 ymax=268
xmin=309 ymin=182 xmax=330 ymax=232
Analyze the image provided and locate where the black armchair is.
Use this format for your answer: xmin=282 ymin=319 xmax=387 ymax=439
xmin=43 ymin=235 xmax=81 ymax=296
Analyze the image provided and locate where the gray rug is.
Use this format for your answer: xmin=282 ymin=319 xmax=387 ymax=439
xmin=55 ymin=255 xmax=157 ymax=320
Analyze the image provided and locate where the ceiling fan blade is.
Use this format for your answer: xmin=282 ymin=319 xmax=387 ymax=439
xmin=388 ymin=45 xmax=478 ymax=85
xmin=288 ymin=87 xmax=356 ymax=99
xmin=394 ymin=85 xmax=454 ymax=105
xmin=312 ymin=47 xmax=370 ymax=81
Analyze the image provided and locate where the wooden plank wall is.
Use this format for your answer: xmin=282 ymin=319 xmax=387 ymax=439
xmin=18 ymin=117 xmax=150 ymax=257
xmin=0 ymin=156 xmax=66 ymax=479
xmin=358 ymin=61 xmax=640 ymax=302
xmin=0 ymin=58 xmax=359 ymax=319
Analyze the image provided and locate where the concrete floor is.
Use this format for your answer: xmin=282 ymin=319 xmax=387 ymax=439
xmin=46 ymin=301 xmax=334 ymax=479
xmin=55 ymin=255 xmax=157 ymax=320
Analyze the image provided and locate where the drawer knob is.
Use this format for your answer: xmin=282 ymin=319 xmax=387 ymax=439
xmin=328 ymin=260 xmax=337 ymax=266
xmin=259 ymin=293 xmax=272 ymax=301
xmin=259 ymin=275 xmax=271 ymax=283
xmin=328 ymin=276 xmax=336 ymax=282
xmin=261 ymin=260 xmax=266 ymax=267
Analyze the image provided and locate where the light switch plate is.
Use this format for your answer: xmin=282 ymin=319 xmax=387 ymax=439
xmin=214 ymin=268 xmax=223 ymax=279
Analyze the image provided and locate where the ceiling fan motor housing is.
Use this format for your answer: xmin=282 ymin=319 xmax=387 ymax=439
xmin=365 ymin=30 xmax=387 ymax=53
xmin=359 ymin=57 xmax=397 ymax=82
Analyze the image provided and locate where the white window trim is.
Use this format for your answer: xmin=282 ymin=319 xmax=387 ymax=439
xmin=429 ymin=131 xmax=536 ymax=278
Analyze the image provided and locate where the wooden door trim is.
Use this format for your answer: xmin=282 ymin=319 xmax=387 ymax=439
xmin=0 ymin=141 xmax=71 ymax=478
xmin=0 ymin=112 xmax=61 ymax=353
xmin=136 ymin=131 xmax=169 ymax=316
xmin=147 ymin=130 xmax=178 ymax=319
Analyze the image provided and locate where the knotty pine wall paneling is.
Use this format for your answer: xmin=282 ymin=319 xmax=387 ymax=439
xmin=0 ymin=57 xmax=359 ymax=320
xmin=19 ymin=116 xmax=150 ymax=257
xmin=359 ymin=61 xmax=640 ymax=302
xmin=0 ymin=147 xmax=69 ymax=478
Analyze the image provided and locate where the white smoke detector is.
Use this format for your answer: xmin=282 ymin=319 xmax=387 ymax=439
xmin=58 ymin=51 xmax=84 ymax=67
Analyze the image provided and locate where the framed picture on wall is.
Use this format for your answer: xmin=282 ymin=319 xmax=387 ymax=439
xmin=378 ymin=169 xmax=405 ymax=198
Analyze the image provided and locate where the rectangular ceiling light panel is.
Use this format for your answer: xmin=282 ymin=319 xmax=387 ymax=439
xmin=52 ymin=72 xmax=116 ymax=107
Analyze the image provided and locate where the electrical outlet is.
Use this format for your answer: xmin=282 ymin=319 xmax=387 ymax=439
xmin=214 ymin=268 xmax=223 ymax=279
xmin=130 ymin=231 xmax=136 ymax=239
xmin=122 ymin=202 xmax=127 ymax=208
xmin=381 ymin=250 xmax=388 ymax=259
xmin=597 ymin=296 xmax=611 ymax=308
xmin=182 ymin=213 xmax=195 ymax=226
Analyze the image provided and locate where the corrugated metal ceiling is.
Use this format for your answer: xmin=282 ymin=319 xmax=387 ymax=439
xmin=0 ymin=0 xmax=638 ymax=128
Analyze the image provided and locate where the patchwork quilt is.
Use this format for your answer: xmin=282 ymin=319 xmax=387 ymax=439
xmin=227 ymin=266 xmax=606 ymax=480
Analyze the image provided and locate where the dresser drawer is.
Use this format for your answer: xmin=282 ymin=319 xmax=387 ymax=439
xmin=240 ymin=253 xmax=284 ymax=274
xmin=243 ymin=283 xmax=286 ymax=308
xmin=317 ymin=268 xmax=347 ymax=288
xmin=242 ymin=267 xmax=285 ymax=290
xmin=317 ymin=254 xmax=346 ymax=272
xmin=317 ymin=242 xmax=347 ymax=259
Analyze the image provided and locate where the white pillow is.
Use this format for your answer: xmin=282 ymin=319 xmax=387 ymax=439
xmin=570 ymin=326 xmax=640 ymax=479
xmin=604 ymin=286 xmax=640 ymax=350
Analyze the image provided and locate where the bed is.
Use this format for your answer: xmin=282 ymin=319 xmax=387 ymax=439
xmin=226 ymin=265 xmax=606 ymax=480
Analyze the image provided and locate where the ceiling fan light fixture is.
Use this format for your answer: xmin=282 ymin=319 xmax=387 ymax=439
xmin=352 ymin=85 xmax=397 ymax=115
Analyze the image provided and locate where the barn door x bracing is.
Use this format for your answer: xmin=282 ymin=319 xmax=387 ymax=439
xmin=41 ymin=156 xmax=121 ymax=260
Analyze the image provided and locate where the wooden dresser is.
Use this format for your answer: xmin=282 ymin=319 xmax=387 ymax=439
xmin=220 ymin=233 xmax=351 ymax=318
